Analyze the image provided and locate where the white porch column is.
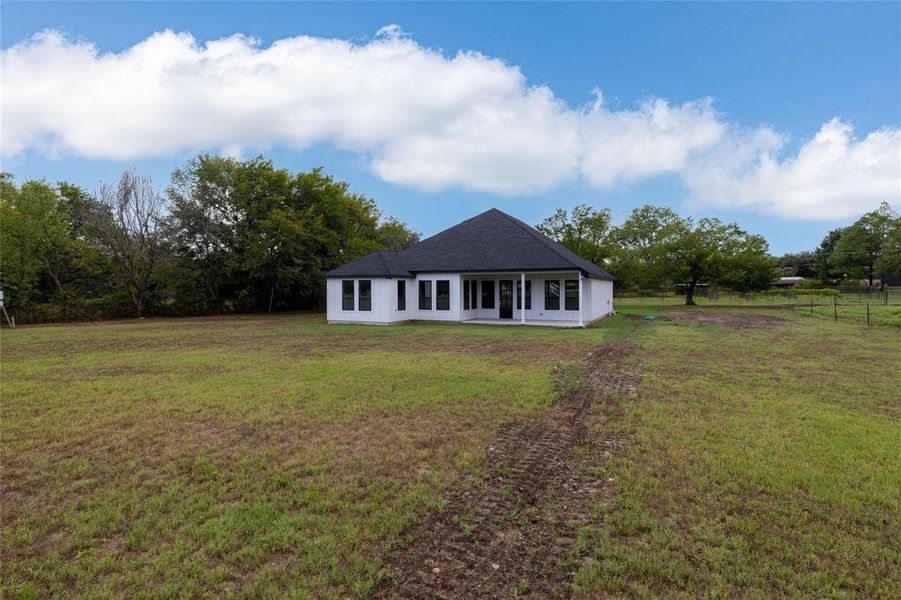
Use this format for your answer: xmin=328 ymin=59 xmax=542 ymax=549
xmin=520 ymin=272 xmax=526 ymax=325
xmin=578 ymin=273 xmax=584 ymax=327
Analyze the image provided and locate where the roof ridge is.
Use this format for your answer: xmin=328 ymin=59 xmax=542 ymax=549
xmin=412 ymin=208 xmax=497 ymax=246
xmin=493 ymin=209 xmax=614 ymax=279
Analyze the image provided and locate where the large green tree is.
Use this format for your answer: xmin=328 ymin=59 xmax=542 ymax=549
xmin=0 ymin=175 xmax=106 ymax=319
xmin=0 ymin=174 xmax=43 ymax=312
xmin=875 ymin=217 xmax=901 ymax=278
xmin=536 ymin=204 xmax=613 ymax=266
xmin=812 ymin=228 xmax=846 ymax=284
xmin=662 ymin=217 xmax=774 ymax=305
xmin=167 ymin=155 xmax=244 ymax=312
xmin=376 ymin=217 xmax=421 ymax=251
xmin=829 ymin=202 xmax=898 ymax=287
xmin=608 ymin=205 xmax=685 ymax=290
xmin=168 ymin=155 xmax=417 ymax=313
xmin=0 ymin=174 xmax=121 ymax=322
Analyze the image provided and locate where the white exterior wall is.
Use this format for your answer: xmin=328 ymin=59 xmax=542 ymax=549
xmin=327 ymin=272 xmax=613 ymax=325
xmin=327 ymin=277 xmax=412 ymax=324
xmin=409 ymin=273 xmax=463 ymax=322
xmin=391 ymin=278 xmax=414 ymax=323
xmin=586 ymin=278 xmax=614 ymax=323
xmin=327 ymin=275 xmax=462 ymax=324
xmin=511 ymin=272 xmax=580 ymax=322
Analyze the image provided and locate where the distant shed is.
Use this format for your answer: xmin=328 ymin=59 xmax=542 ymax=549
xmin=774 ymin=276 xmax=805 ymax=289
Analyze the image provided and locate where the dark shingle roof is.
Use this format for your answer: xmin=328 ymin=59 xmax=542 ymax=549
xmin=326 ymin=251 xmax=413 ymax=278
xmin=326 ymin=208 xmax=613 ymax=280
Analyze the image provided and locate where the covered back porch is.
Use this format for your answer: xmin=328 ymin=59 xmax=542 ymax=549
xmin=458 ymin=271 xmax=587 ymax=327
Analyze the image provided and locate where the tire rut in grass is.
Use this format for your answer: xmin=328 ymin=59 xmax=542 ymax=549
xmin=375 ymin=340 xmax=642 ymax=599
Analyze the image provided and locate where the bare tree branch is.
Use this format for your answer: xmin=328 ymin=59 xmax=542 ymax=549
xmin=89 ymin=171 xmax=167 ymax=317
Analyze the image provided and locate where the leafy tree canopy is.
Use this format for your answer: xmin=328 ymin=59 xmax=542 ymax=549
xmin=539 ymin=203 xmax=775 ymax=304
xmin=1 ymin=157 xmax=417 ymax=322
xmin=536 ymin=204 xmax=613 ymax=267
xmin=166 ymin=155 xmax=418 ymax=313
xmin=776 ymin=251 xmax=816 ymax=278
xmin=828 ymin=201 xmax=898 ymax=286
xmin=662 ymin=217 xmax=774 ymax=304
xmin=875 ymin=217 xmax=901 ymax=277
xmin=608 ymin=205 xmax=684 ymax=290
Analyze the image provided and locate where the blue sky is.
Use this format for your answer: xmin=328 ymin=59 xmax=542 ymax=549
xmin=2 ymin=1 xmax=899 ymax=254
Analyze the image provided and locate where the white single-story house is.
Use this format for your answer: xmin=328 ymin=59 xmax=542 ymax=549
xmin=325 ymin=208 xmax=614 ymax=327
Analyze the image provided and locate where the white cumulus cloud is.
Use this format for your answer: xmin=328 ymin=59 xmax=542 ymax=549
xmin=579 ymin=92 xmax=725 ymax=188
xmin=683 ymin=119 xmax=901 ymax=219
xmin=1 ymin=28 xmax=899 ymax=218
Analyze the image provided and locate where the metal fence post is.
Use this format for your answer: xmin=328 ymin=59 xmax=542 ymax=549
xmin=866 ymin=302 xmax=870 ymax=327
xmin=834 ymin=296 xmax=837 ymax=321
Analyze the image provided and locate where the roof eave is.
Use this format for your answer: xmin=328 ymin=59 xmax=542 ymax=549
xmin=325 ymin=273 xmax=414 ymax=279
xmin=584 ymin=271 xmax=615 ymax=281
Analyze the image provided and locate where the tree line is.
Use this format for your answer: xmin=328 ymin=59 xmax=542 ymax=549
xmin=537 ymin=205 xmax=774 ymax=304
xmin=3 ymin=153 xmax=898 ymax=321
xmin=775 ymin=202 xmax=900 ymax=287
xmin=0 ymin=155 xmax=419 ymax=323
xmin=537 ymin=201 xmax=900 ymax=304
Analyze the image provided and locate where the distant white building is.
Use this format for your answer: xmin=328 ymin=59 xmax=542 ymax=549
xmin=326 ymin=209 xmax=614 ymax=327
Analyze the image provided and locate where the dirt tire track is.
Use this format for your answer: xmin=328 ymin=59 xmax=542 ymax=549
xmin=375 ymin=339 xmax=643 ymax=599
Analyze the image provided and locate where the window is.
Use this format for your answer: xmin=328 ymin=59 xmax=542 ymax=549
xmin=436 ymin=280 xmax=450 ymax=310
xmin=397 ymin=280 xmax=406 ymax=311
xmin=419 ymin=280 xmax=432 ymax=310
xmin=516 ymin=280 xmax=532 ymax=310
xmin=481 ymin=280 xmax=495 ymax=309
xmin=342 ymin=280 xmax=354 ymax=311
xmin=565 ymin=279 xmax=579 ymax=311
xmin=463 ymin=280 xmax=470 ymax=310
xmin=545 ymin=280 xmax=560 ymax=310
xmin=358 ymin=280 xmax=372 ymax=311
xmin=470 ymin=279 xmax=478 ymax=309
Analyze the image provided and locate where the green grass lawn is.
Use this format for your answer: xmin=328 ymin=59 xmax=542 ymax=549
xmin=0 ymin=314 xmax=633 ymax=598
xmin=2 ymin=310 xmax=898 ymax=597
xmin=799 ymin=302 xmax=901 ymax=328
xmin=575 ymin=306 xmax=901 ymax=598
xmin=617 ymin=291 xmax=901 ymax=327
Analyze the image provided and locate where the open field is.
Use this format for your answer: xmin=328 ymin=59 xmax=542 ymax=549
xmin=574 ymin=307 xmax=901 ymax=597
xmin=2 ymin=309 xmax=899 ymax=597
xmin=617 ymin=290 xmax=901 ymax=328
xmin=1 ymin=314 xmax=634 ymax=598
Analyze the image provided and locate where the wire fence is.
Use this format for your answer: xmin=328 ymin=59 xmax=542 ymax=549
xmin=614 ymin=287 xmax=901 ymax=328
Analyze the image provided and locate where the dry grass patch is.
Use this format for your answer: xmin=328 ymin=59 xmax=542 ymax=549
xmin=655 ymin=308 xmax=787 ymax=328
